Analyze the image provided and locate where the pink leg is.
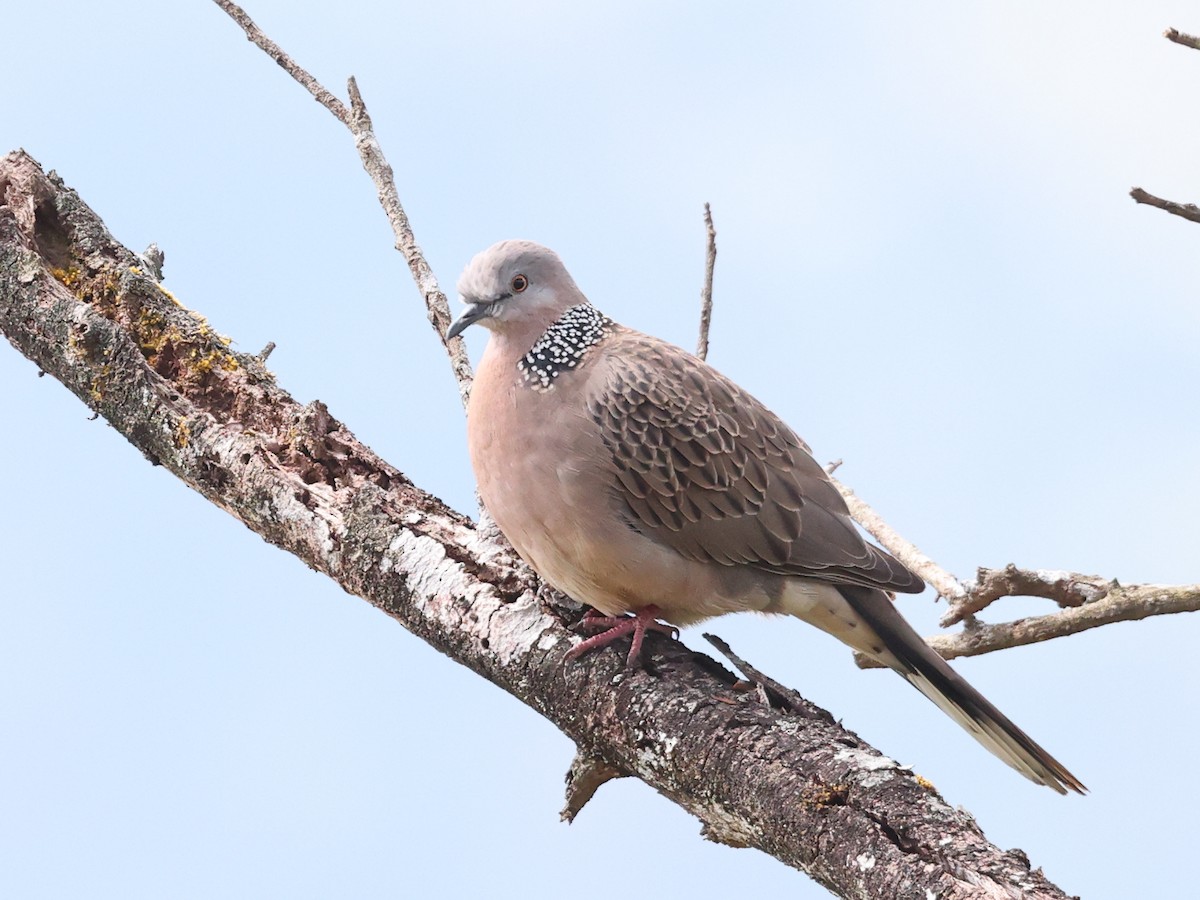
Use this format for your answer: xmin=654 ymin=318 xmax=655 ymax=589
xmin=564 ymin=605 xmax=680 ymax=667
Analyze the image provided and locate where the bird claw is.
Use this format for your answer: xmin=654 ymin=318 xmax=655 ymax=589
xmin=565 ymin=605 xmax=679 ymax=667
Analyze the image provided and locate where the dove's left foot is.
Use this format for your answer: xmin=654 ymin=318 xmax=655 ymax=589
xmin=565 ymin=605 xmax=679 ymax=667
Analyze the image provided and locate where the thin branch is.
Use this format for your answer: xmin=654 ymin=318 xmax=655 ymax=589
xmin=856 ymin=579 xmax=1200 ymax=668
xmin=1 ymin=150 xmax=1078 ymax=900
xmin=1165 ymin=27 xmax=1200 ymax=51
xmin=211 ymin=0 xmax=351 ymax=124
xmin=704 ymin=634 xmax=836 ymax=720
xmin=211 ymin=0 xmax=474 ymax=408
xmin=1130 ymin=187 xmax=1200 ymax=225
xmin=829 ymin=475 xmax=969 ymax=604
xmin=695 ymin=203 xmax=716 ymax=360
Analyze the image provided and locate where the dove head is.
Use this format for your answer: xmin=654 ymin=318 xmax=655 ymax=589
xmin=447 ymin=240 xmax=588 ymax=342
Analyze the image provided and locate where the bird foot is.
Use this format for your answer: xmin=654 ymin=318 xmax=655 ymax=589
xmin=565 ymin=605 xmax=679 ymax=667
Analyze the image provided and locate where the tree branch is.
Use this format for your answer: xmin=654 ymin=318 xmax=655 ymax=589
xmin=696 ymin=203 xmax=716 ymax=360
xmin=1129 ymin=187 xmax=1200 ymax=225
xmin=211 ymin=0 xmax=473 ymax=407
xmin=1 ymin=150 xmax=1079 ymax=900
xmin=824 ymin=472 xmax=1199 ymax=660
xmin=856 ymin=579 xmax=1200 ymax=668
xmin=941 ymin=566 xmax=1112 ymax=627
xmin=1125 ymin=30 xmax=1200 ymax=227
xmin=1165 ymin=27 xmax=1200 ymax=51
xmin=828 ymin=473 xmax=970 ymax=606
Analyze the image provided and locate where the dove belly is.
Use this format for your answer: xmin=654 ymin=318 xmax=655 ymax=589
xmin=473 ymin=427 xmax=770 ymax=625
xmin=479 ymin=458 xmax=725 ymax=623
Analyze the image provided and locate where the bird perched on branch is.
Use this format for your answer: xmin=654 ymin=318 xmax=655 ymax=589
xmin=447 ymin=239 xmax=1085 ymax=795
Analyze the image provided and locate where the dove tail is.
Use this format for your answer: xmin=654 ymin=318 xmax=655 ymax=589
xmin=836 ymin=585 xmax=1086 ymax=795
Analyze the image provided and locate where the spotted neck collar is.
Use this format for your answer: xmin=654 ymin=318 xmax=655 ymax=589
xmin=517 ymin=303 xmax=612 ymax=391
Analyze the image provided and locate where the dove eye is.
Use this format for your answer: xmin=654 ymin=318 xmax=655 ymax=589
xmin=511 ymin=274 xmax=529 ymax=293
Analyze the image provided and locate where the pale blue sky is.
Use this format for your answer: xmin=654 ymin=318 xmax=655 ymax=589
xmin=3 ymin=2 xmax=1198 ymax=898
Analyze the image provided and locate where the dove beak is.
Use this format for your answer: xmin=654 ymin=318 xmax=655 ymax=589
xmin=446 ymin=302 xmax=493 ymax=340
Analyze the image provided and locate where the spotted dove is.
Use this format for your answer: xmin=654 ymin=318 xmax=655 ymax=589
xmin=448 ymin=239 xmax=1085 ymax=795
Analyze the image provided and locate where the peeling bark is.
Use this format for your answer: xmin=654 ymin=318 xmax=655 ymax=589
xmin=0 ymin=150 xmax=1078 ymax=900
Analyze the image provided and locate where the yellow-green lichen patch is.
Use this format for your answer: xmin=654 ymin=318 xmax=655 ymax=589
xmin=187 ymin=346 xmax=240 ymax=376
xmin=54 ymin=257 xmax=249 ymax=420
xmin=88 ymin=270 xmax=122 ymax=317
xmin=190 ymin=310 xmax=233 ymax=347
xmin=50 ymin=265 xmax=82 ymax=288
xmin=801 ymin=782 xmax=849 ymax=809
xmin=134 ymin=306 xmax=241 ymax=388
xmin=135 ymin=307 xmax=170 ymax=357
xmin=89 ymin=364 xmax=112 ymax=404
xmin=158 ymin=283 xmax=184 ymax=307
xmin=56 ymin=264 xmax=122 ymax=315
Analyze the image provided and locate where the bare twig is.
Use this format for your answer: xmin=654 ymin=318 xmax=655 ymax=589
xmin=940 ymin=565 xmax=1112 ymax=628
xmin=829 ymin=476 xmax=969 ymax=604
xmin=703 ymin=634 xmax=835 ymax=721
xmin=1165 ymin=27 xmax=1200 ymax=51
xmin=1130 ymin=187 xmax=1200 ymax=225
xmin=856 ymin=579 xmax=1200 ymax=668
xmin=695 ymin=203 xmax=716 ymax=360
xmin=211 ymin=0 xmax=351 ymax=124
xmin=211 ymin=0 xmax=473 ymax=408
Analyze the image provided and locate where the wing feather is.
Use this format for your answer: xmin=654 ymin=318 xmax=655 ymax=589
xmin=588 ymin=331 xmax=924 ymax=593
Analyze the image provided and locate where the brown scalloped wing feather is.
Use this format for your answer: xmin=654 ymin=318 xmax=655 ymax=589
xmin=587 ymin=331 xmax=923 ymax=593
